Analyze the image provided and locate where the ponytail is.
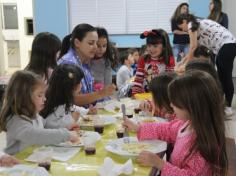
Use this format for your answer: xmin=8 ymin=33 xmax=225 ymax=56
xmin=59 ymin=34 xmax=72 ymax=59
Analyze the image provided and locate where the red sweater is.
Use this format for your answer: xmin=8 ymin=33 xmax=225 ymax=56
xmin=132 ymin=56 xmax=175 ymax=95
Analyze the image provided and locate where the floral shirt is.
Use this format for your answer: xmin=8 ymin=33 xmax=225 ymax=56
xmin=189 ymin=19 xmax=236 ymax=54
xmin=57 ymin=48 xmax=94 ymax=94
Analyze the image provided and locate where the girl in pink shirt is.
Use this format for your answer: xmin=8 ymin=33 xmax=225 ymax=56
xmin=124 ymin=71 xmax=227 ymax=176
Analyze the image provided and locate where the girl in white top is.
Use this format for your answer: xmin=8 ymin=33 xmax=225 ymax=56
xmin=176 ymin=14 xmax=236 ymax=115
xmin=40 ymin=64 xmax=97 ymax=129
xmin=0 ymin=71 xmax=78 ymax=155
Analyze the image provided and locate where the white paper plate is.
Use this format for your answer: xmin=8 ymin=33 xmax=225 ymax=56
xmin=105 ymin=137 xmax=167 ymax=157
xmin=55 ymin=131 xmax=101 ymax=147
xmin=79 ymin=115 xmax=117 ymax=127
xmin=0 ymin=165 xmax=49 ymax=176
xmin=131 ymin=117 xmax=168 ymax=124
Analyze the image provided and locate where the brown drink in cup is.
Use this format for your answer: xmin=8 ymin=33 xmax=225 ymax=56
xmin=84 ymin=137 xmax=96 ymax=155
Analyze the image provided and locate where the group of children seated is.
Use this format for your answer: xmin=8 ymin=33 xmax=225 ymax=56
xmin=0 ymin=23 xmax=229 ymax=175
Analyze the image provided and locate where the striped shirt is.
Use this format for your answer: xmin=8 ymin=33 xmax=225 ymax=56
xmin=132 ymin=56 xmax=175 ymax=95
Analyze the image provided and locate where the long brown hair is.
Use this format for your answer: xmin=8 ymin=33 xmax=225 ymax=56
xmin=0 ymin=71 xmax=43 ymax=131
xmin=171 ymin=2 xmax=189 ymax=21
xmin=208 ymin=0 xmax=222 ymax=23
xmin=168 ymin=71 xmax=227 ymax=175
xmin=149 ymin=72 xmax=177 ymax=113
xmin=140 ymin=29 xmax=173 ymax=65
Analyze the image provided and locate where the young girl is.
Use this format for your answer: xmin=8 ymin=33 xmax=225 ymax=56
xmin=131 ymin=29 xmax=175 ymax=95
xmin=90 ymin=27 xmax=118 ymax=90
xmin=171 ymin=2 xmax=189 ymax=62
xmin=139 ymin=72 xmax=177 ymax=120
xmin=25 ymin=32 xmax=61 ymax=84
xmin=40 ymin=64 xmax=97 ymax=129
xmin=124 ymin=71 xmax=227 ymax=175
xmin=176 ymin=13 xmax=236 ymax=116
xmin=0 ymin=70 xmax=78 ymax=155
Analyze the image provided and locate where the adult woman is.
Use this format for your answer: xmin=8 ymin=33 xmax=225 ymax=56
xmin=170 ymin=2 xmax=189 ymax=62
xmin=57 ymin=23 xmax=115 ymax=106
xmin=208 ymin=0 xmax=228 ymax=28
xmin=25 ymin=32 xmax=61 ymax=84
xmin=175 ymin=14 xmax=236 ymax=116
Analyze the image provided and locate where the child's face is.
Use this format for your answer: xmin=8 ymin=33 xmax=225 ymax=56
xmin=73 ymin=83 xmax=82 ymax=97
xmin=127 ymin=54 xmax=135 ymax=65
xmin=95 ymin=37 xmax=107 ymax=58
xmin=170 ymin=103 xmax=190 ymax=120
xmin=132 ymin=51 xmax=140 ymax=63
xmin=147 ymin=43 xmax=163 ymax=58
xmin=32 ymin=83 xmax=46 ymax=113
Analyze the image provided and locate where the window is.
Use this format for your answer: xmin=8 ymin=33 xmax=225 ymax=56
xmin=69 ymin=0 xmax=188 ymax=34
xmin=2 ymin=4 xmax=18 ymax=29
xmin=25 ymin=18 xmax=34 ymax=35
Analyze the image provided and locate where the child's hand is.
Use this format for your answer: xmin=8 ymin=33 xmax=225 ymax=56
xmin=137 ymin=151 xmax=165 ymax=170
xmin=0 ymin=154 xmax=20 ymax=167
xmin=88 ymin=105 xmax=97 ymax=115
xmin=67 ymin=123 xmax=80 ymax=131
xmin=122 ymin=117 xmax=139 ymax=132
xmin=69 ymin=131 xmax=79 ymax=143
xmin=139 ymin=100 xmax=151 ymax=112
xmin=71 ymin=111 xmax=80 ymax=122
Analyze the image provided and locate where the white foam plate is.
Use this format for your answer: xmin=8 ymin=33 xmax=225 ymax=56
xmin=105 ymin=137 xmax=167 ymax=157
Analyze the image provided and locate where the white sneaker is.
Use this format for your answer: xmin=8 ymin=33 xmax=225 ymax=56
xmin=224 ymin=107 xmax=234 ymax=117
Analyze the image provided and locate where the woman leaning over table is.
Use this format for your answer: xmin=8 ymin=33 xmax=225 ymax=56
xmin=57 ymin=23 xmax=115 ymax=107
xmin=175 ymin=14 xmax=236 ymax=116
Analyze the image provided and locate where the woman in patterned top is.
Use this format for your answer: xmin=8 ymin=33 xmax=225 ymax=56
xmin=131 ymin=29 xmax=175 ymax=95
xmin=175 ymin=13 xmax=236 ymax=116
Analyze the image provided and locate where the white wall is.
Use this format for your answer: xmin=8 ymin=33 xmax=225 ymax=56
xmin=223 ymin=0 xmax=236 ymax=77
xmin=0 ymin=0 xmax=33 ymax=75
xmin=16 ymin=0 xmax=33 ymax=69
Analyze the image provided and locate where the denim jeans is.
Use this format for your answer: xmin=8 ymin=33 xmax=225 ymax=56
xmin=173 ymin=44 xmax=189 ymax=62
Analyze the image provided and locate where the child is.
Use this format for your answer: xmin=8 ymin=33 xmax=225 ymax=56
xmin=128 ymin=48 xmax=140 ymax=75
xmin=0 ymin=70 xmax=78 ymax=155
xmin=132 ymin=29 xmax=175 ymax=95
xmin=116 ymin=50 xmax=134 ymax=91
xmin=139 ymin=72 xmax=177 ymax=120
xmin=124 ymin=71 xmax=227 ymax=175
xmin=25 ymin=32 xmax=61 ymax=84
xmin=40 ymin=64 xmax=97 ymax=129
xmin=90 ymin=27 xmax=118 ymax=90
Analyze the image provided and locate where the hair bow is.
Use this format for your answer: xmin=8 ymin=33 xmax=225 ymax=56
xmin=140 ymin=30 xmax=157 ymax=39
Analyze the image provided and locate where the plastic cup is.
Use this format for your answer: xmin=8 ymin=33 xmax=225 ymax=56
xmin=83 ymin=137 xmax=96 ymax=155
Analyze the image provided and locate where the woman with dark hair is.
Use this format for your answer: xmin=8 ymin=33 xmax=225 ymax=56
xmin=25 ymin=32 xmax=61 ymax=83
xmin=175 ymin=13 xmax=236 ymax=116
xmin=57 ymin=23 xmax=115 ymax=106
xmin=171 ymin=2 xmax=189 ymax=62
xmin=208 ymin=0 xmax=228 ymax=28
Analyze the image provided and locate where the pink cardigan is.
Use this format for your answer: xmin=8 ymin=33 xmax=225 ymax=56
xmin=137 ymin=119 xmax=212 ymax=176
